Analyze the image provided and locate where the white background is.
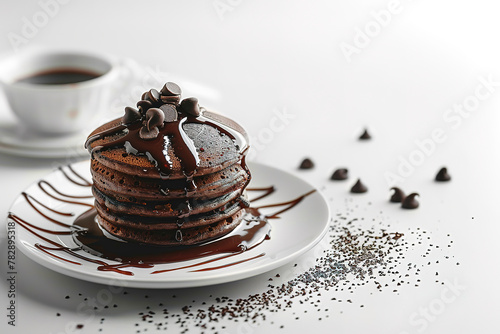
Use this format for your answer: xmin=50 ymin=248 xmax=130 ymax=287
xmin=1 ymin=0 xmax=500 ymax=333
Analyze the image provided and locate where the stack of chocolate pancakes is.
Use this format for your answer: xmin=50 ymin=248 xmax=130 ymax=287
xmin=85 ymin=82 xmax=250 ymax=246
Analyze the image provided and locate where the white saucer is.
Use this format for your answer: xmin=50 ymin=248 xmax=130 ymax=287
xmin=8 ymin=161 xmax=330 ymax=288
xmin=0 ymin=121 xmax=89 ymax=158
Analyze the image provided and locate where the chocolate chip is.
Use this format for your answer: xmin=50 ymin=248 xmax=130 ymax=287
xmin=330 ymin=168 xmax=348 ymax=180
xmin=137 ymin=99 xmax=153 ymax=112
xmin=139 ymin=126 xmax=160 ymax=140
xmin=299 ymin=158 xmax=314 ymax=169
xmin=350 ymin=179 xmax=368 ymax=193
xmin=161 ymin=95 xmax=181 ymax=105
xmin=141 ymin=91 xmax=149 ymax=101
xmin=180 ymin=97 xmax=201 ymax=117
xmin=390 ymin=187 xmax=405 ymax=203
xmin=402 ymin=193 xmax=419 ymax=209
xmin=359 ymin=128 xmax=371 ymax=140
xmin=146 ymin=108 xmax=165 ymax=130
xmin=160 ymin=82 xmax=182 ymax=96
xmin=147 ymin=89 xmax=161 ymax=103
xmin=159 ymin=104 xmax=178 ymax=122
xmin=435 ymin=167 xmax=451 ymax=182
xmin=122 ymin=106 xmax=142 ymax=124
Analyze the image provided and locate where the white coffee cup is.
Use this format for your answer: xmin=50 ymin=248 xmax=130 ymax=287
xmin=0 ymin=50 xmax=124 ymax=135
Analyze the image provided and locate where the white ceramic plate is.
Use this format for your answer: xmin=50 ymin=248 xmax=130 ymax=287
xmin=8 ymin=160 xmax=330 ymax=288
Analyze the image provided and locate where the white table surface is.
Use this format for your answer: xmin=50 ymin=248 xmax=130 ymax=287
xmin=1 ymin=0 xmax=500 ymax=333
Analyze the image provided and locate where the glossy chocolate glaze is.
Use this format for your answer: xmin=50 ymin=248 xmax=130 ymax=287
xmin=85 ymin=111 xmax=249 ymax=180
xmin=11 ymin=166 xmax=316 ymax=275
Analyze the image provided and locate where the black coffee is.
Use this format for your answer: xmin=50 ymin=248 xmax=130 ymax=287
xmin=16 ymin=68 xmax=101 ymax=85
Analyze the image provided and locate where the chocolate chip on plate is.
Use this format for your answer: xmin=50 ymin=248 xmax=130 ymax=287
xmin=435 ymin=167 xmax=451 ymax=182
xmin=299 ymin=158 xmax=314 ymax=169
xmin=389 ymin=187 xmax=405 ymax=203
xmin=402 ymin=193 xmax=419 ymax=209
xmin=350 ymin=179 xmax=368 ymax=193
xmin=330 ymin=168 xmax=348 ymax=180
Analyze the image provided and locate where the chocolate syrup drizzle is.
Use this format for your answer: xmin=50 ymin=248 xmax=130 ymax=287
xmin=85 ymin=111 xmax=248 ymax=185
xmin=9 ymin=165 xmax=316 ymax=276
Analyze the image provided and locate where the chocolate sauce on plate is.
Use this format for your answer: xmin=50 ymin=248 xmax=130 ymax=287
xmin=10 ymin=165 xmax=316 ymax=276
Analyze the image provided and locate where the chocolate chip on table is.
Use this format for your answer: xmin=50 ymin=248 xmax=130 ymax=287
xmin=330 ymin=168 xmax=348 ymax=180
xmin=122 ymin=106 xmax=142 ymax=124
xmin=390 ymin=187 xmax=405 ymax=203
xmin=435 ymin=167 xmax=451 ymax=182
xmin=180 ymin=97 xmax=201 ymax=117
xmin=350 ymin=179 xmax=368 ymax=193
xmin=358 ymin=128 xmax=371 ymax=140
xmin=299 ymin=158 xmax=314 ymax=169
xmin=161 ymin=82 xmax=182 ymax=96
xmin=402 ymin=193 xmax=419 ymax=209
xmin=146 ymin=108 xmax=165 ymax=130
xmin=159 ymin=104 xmax=178 ymax=122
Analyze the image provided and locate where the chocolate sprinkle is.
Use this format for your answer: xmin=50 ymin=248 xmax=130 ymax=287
xmin=124 ymin=206 xmax=455 ymax=333
xmin=330 ymin=168 xmax=348 ymax=180
xmin=299 ymin=158 xmax=314 ymax=169
xmin=435 ymin=167 xmax=451 ymax=182
xmin=402 ymin=193 xmax=419 ymax=209
xmin=350 ymin=179 xmax=368 ymax=193
xmin=390 ymin=187 xmax=405 ymax=203
xmin=358 ymin=128 xmax=371 ymax=140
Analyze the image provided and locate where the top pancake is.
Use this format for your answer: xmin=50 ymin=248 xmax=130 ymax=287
xmin=86 ymin=112 xmax=247 ymax=180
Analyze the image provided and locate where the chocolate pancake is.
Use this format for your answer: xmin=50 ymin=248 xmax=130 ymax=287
xmin=92 ymin=187 xmax=243 ymax=218
xmin=85 ymin=82 xmax=250 ymax=246
xmin=96 ymin=209 xmax=244 ymax=246
xmin=90 ymin=159 xmax=249 ymax=200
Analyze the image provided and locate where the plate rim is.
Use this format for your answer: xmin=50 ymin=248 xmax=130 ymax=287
xmin=8 ymin=160 xmax=330 ymax=288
